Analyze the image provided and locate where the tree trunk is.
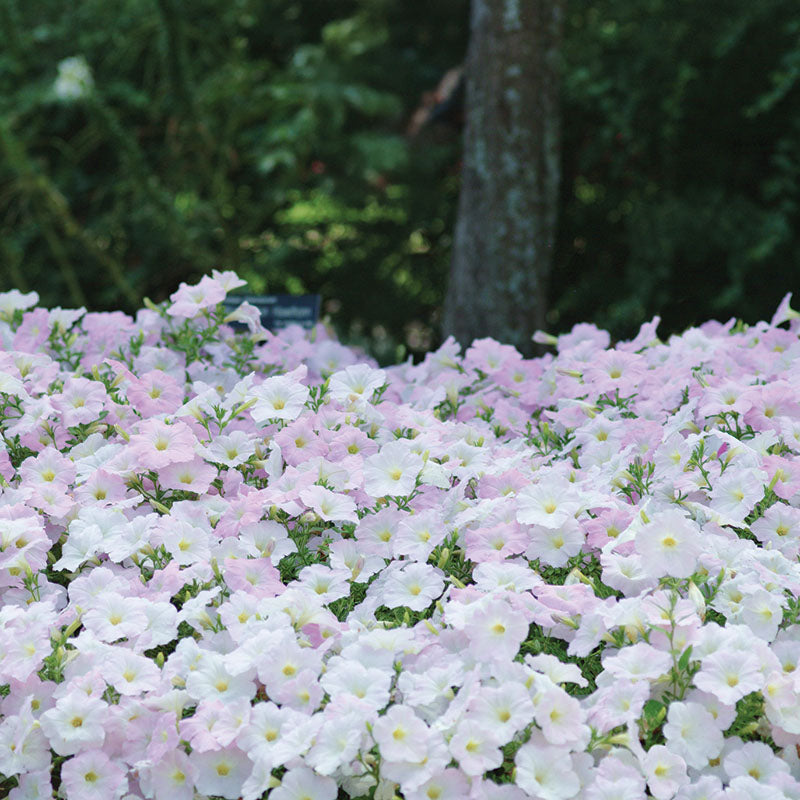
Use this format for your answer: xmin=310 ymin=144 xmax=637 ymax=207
xmin=443 ymin=0 xmax=564 ymax=355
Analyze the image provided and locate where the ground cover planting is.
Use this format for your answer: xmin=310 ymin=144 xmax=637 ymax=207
xmin=1 ymin=273 xmax=800 ymax=799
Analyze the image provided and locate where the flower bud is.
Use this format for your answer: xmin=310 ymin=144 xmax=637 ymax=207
xmin=687 ymin=580 xmax=706 ymax=619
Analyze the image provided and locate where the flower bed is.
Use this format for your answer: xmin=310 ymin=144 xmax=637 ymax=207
xmin=1 ymin=274 xmax=800 ymax=800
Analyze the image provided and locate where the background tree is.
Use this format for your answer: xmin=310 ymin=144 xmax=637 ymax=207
xmin=443 ymin=0 xmax=565 ymax=355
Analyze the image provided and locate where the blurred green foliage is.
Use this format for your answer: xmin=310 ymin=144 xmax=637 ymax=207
xmin=0 ymin=0 xmax=798 ymax=361
xmin=556 ymin=0 xmax=800 ymax=338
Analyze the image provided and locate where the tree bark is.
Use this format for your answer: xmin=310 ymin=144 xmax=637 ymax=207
xmin=443 ymin=0 xmax=564 ymax=355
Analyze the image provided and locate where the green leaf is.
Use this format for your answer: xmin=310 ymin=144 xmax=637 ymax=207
xmin=677 ymin=645 xmax=693 ymax=672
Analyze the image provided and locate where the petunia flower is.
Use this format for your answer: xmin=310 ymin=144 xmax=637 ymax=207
xmin=139 ymin=749 xmax=196 ymax=800
xmin=129 ymin=419 xmax=198 ymax=470
xmin=60 ymin=748 xmax=128 ymax=800
xmin=692 ymin=648 xmax=764 ymax=705
xmin=269 ymin=765 xmax=338 ymax=800
xmin=298 ymin=484 xmax=358 ymax=523
xmin=371 ymin=704 xmax=431 ymax=763
xmin=380 ymin=563 xmax=445 ymax=612
xmin=363 ymin=440 xmax=424 ymax=498
xmin=39 ymin=692 xmax=107 ymax=756
xmin=514 ymin=736 xmax=581 ymax=799
xmin=190 ymin=744 xmax=252 ymax=800
xmin=246 ymin=366 xmax=309 ymax=424
xmin=642 ymin=745 xmax=689 ymax=800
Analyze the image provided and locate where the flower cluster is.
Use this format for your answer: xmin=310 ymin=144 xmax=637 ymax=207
xmin=0 ymin=275 xmax=799 ymax=799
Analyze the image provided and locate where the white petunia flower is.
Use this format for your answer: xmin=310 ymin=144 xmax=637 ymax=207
xmin=363 ymin=440 xmax=424 ymax=498
xmin=371 ymin=704 xmax=430 ymax=763
xmin=380 ymin=563 xmax=445 ymax=612
xmin=269 ymin=765 xmax=337 ymax=800
xmin=515 ymin=738 xmax=581 ymax=799
xmin=247 ymin=369 xmax=309 ymax=423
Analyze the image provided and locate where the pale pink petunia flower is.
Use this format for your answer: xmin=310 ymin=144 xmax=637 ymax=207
xmin=60 ymin=748 xmax=128 ymax=800
xmin=190 ymin=743 xmax=252 ymax=800
xmin=298 ymin=484 xmax=358 ymax=523
xmin=185 ymin=652 xmax=256 ymax=704
xmin=722 ymin=740 xmax=791 ymax=784
xmin=52 ymin=377 xmax=108 ymax=427
xmin=363 ymin=440 xmax=424 ymax=498
xmin=636 ymin=508 xmax=702 ymax=579
xmin=103 ymin=649 xmax=161 ymax=696
xmin=82 ymin=593 xmax=148 ymax=643
xmin=750 ymin=503 xmax=800 ymax=558
xmin=354 ymin=507 xmax=406 ymax=557
xmin=38 ymin=692 xmax=107 ymax=756
xmin=525 ymin=517 xmax=585 ymax=567
xmin=533 ymin=684 xmax=590 ymax=748
xmin=602 ymin=642 xmax=673 ymax=683
xmin=129 ymin=419 xmax=198 ymax=470
xmin=381 ymin=563 xmax=445 ymax=612
xmin=140 ymin=749 xmax=196 ymax=800
xmin=293 ymin=564 xmax=352 ymax=603
xmin=708 ymin=467 xmax=767 ymax=525
xmin=463 ymin=596 xmax=529 ymax=663
xmin=246 ymin=367 xmax=309 ymax=424
xmin=516 ymin=479 xmax=583 ymax=529
xmin=371 ymin=704 xmax=431 ymax=763
xmin=514 ymin=737 xmax=581 ymax=799
xmin=8 ymin=770 xmax=53 ymax=800
xmin=466 ymin=681 xmax=535 ymax=743
xmin=320 ymin=656 xmax=391 ymax=709
xmin=693 ymin=648 xmax=764 ymax=705
xmin=158 ymin=456 xmax=217 ymax=494
xmin=125 ymin=368 xmax=183 ymax=416
xmin=167 ymin=275 xmax=227 ymax=318
xmin=328 ymin=363 xmax=386 ymax=407
xmin=199 ymin=430 xmax=257 ymax=467
xmin=406 ymin=768 xmax=470 ymax=800
xmin=662 ymin=701 xmax=724 ymax=770
xmin=449 ymin=717 xmax=504 ymax=776
xmin=304 ymin=711 xmax=366 ymax=775
xmin=269 ymin=765 xmax=338 ymax=800
xmin=642 ymin=745 xmax=689 ymax=800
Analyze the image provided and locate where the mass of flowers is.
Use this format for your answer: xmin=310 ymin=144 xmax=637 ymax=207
xmin=0 ymin=272 xmax=799 ymax=800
